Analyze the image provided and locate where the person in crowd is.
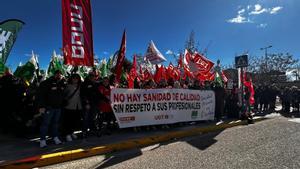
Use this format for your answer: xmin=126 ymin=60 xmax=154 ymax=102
xmin=297 ymin=88 xmax=300 ymax=113
xmin=166 ymin=78 xmax=174 ymax=89
xmin=98 ymin=76 xmax=114 ymax=135
xmin=173 ymin=81 xmax=181 ymax=89
xmin=261 ymin=85 xmax=269 ymax=112
xmin=284 ymin=87 xmax=292 ymax=113
xmin=157 ymin=79 xmax=168 ymax=88
xmin=243 ymin=87 xmax=254 ymax=124
xmin=269 ymin=85 xmax=278 ymax=112
xmin=279 ymin=86 xmax=286 ymax=112
xmin=37 ymin=70 xmax=65 ymax=148
xmin=81 ymin=72 xmax=102 ymax=138
xmin=226 ymin=86 xmax=239 ymax=118
xmin=0 ymin=73 xmax=27 ymax=135
xmin=291 ymin=86 xmax=299 ymax=112
xmin=204 ymin=80 xmax=212 ymax=90
xmin=62 ymin=73 xmax=82 ymax=142
xmin=134 ymin=78 xmax=142 ymax=89
xmin=190 ymin=79 xmax=202 ymax=90
xmin=254 ymin=84 xmax=262 ymax=113
xmin=213 ymin=82 xmax=225 ymax=122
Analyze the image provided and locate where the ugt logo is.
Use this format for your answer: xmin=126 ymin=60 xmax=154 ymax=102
xmin=0 ymin=28 xmax=12 ymax=52
xmin=191 ymin=111 xmax=198 ymax=119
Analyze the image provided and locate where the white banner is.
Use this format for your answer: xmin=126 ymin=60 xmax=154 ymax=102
xmin=111 ymin=89 xmax=215 ymax=128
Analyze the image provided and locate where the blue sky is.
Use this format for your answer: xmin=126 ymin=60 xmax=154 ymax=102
xmin=1 ymin=0 xmax=299 ymax=70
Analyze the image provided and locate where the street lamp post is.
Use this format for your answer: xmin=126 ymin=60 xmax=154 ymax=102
xmin=260 ymin=45 xmax=272 ymax=72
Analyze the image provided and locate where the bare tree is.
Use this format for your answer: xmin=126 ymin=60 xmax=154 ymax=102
xmin=247 ymin=53 xmax=298 ymax=83
xmin=185 ymin=30 xmax=198 ymax=53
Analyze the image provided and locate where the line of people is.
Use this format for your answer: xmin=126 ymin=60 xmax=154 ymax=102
xmin=2 ymin=69 xmax=299 ymax=148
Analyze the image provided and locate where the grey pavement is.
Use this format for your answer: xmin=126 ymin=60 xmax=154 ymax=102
xmin=0 ymin=119 xmax=220 ymax=164
xmin=44 ymin=115 xmax=300 ymax=169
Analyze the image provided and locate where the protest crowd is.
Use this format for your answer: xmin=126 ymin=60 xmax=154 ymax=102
xmin=1 ymin=62 xmax=300 ymax=148
xmin=1 ymin=17 xmax=299 ymax=148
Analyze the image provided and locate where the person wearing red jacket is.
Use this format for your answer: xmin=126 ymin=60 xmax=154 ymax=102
xmin=97 ymin=77 xmax=115 ymax=134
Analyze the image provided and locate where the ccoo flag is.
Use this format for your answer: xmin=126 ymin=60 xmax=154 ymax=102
xmin=62 ymin=0 xmax=94 ymax=67
xmin=0 ymin=19 xmax=24 ymax=64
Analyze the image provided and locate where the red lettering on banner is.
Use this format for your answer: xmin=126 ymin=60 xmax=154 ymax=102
xmin=119 ymin=116 xmax=135 ymax=123
xmin=127 ymin=94 xmax=141 ymax=102
xmin=179 ymin=93 xmax=201 ymax=101
xmin=172 ymin=93 xmax=179 ymax=100
xmin=114 ymin=93 xmax=125 ymax=102
xmin=143 ymin=93 xmax=172 ymax=102
xmin=62 ymin=0 xmax=94 ymax=66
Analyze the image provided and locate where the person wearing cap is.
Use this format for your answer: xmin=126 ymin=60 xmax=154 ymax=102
xmin=37 ymin=70 xmax=65 ymax=148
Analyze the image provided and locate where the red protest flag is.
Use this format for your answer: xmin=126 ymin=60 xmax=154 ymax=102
xmin=129 ymin=55 xmax=137 ymax=78
xmin=166 ymin=62 xmax=175 ymax=80
xmin=183 ymin=65 xmax=194 ymax=80
xmin=221 ymin=70 xmax=228 ymax=83
xmin=173 ymin=67 xmax=180 ymax=81
xmin=244 ymin=74 xmax=255 ymax=105
xmin=62 ymin=0 xmax=94 ymax=66
xmin=161 ymin=65 xmax=167 ymax=80
xmin=192 ymin=52 xmax=214 ymax=74
xmin=154 ymin=64 xmax=161 ymax=83
xmin=115 ymin=30 xmax=127 ymax=83
xmin=128 ymin=55 xmax=137 ymax=88
xmin=139 ymin=65 xmax=144 ymax=81
xmin=143 ymin=69 xmax=153 ymax=81
xmin=178 ymin=54 xmax=183 ymax=68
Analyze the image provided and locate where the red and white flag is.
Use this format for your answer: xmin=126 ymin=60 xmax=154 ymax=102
xmin=184 ymin=49 xmax=214 ymax=74
xmin=115 ymin=30 xmax=126 ymax=83
xmin=145 ymin=41 xmax=167 ymax=64
xmin=62 ymin=0 xmax=94 ymax=66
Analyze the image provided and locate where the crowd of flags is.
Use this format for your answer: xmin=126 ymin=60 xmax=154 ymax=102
xmin=1 ymin=28 xmax=230 ymax=87
xmin=0 ymin=0 xmax=256 ymax=108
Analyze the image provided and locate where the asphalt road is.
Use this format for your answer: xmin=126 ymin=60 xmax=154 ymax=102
xmin=43 ymin=115 xmax=300 ymax=169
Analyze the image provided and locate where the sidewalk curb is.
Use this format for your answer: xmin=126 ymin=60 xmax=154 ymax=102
xmin=0 ymin=117 xmax=268 ymax=169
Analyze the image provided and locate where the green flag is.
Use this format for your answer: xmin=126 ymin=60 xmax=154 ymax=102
xmin=0 ymin=19 xmax=25 ymax=64
xmin=214 ymin=72 xmax=223 ymax=87
xmin=0 ymin=61 xmax=7 ymax=76
xmin=100 ymin=59 xmax=108 ymax=77
xmin=47 ymin=51 xmax=68 ymax=77
xmin=14 ymin=61 xmax=35 ymax=81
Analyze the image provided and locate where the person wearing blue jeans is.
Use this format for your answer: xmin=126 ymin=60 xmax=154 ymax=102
xmin=37 ymin=70 xmax=65 ymax=148
xmin=40 ymin=108 xmax=61 ymax=143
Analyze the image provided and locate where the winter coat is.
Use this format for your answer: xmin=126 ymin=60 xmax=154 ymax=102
xmin=63 ymin=84 xmax=82 ymax=110
xmin=37 ymin=77 xmax=66 ymax=109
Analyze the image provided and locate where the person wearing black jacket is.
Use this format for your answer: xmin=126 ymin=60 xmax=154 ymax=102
xmin=81 ymin=72 xmax=107 ymax=137
xmin=37 ymin=70 xmax=65 ymax=148
xmin=214 ymin=82 xmax=225 ymax=122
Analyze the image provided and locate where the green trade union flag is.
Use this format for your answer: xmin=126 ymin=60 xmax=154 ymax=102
xmin=0 ymin=19 xmax=25 ymax=64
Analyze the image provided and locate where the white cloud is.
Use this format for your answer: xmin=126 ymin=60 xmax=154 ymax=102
xmin=103 ymin=51 xmax=109 ymax=55
xmin=270 ymin=6 xmax=283 ymax=14
xmin=249 ymin=4 xmax=269 ymax=15
xmin=238 ymin=8 xmax=245 ymax=14
xmin=166 ymin=50 xmax=174 ymax=55
xmin=257 ymin=23 xmax=268 ymax=28
xmin=227 ymin=15 xmax=252 ymax=24
xmin=254 ymin=4 xmax=262 ymax=11
xmin=249 ymin=4 xmax=283 ymax=15
xmin=228 ymin=4 xmax=283 ymax=25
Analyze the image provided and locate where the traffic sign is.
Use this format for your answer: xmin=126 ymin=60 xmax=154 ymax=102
xmin=235 ymin=55 xmax=248 ymax=68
